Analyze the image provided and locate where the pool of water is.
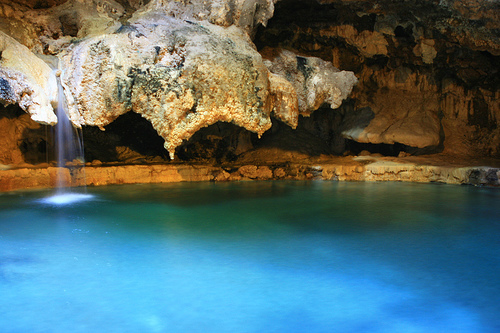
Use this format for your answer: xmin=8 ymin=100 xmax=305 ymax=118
xmin=0 ymin=181 xmax=499 ymax=332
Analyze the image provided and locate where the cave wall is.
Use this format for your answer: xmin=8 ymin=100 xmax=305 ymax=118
xmin=0 ymin=104 xmax=53 ymax=165
xmin=0 ymin=0 xmax=499 ymax=168
xmin=255 ymin=0 xmax=500 ymax=158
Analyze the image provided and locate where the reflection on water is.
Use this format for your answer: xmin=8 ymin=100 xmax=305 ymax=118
xmin=0 ymin=181 xmax=499 ymax=332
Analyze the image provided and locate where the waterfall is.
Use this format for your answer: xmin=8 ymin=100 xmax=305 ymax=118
xmin=42 ymin=70 xmax=93 ymax=205
xmin=55 ymin=70 xmax=85 ymax=189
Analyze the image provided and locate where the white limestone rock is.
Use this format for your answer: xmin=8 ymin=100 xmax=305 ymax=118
xmin=0 ymin=31 xmax=57 ymax=124
xmin=135 ymin=0 xmax=277 ymax=36
xmin=60 ymin=14 xmax=274 ymax=159
xmin=262 ymin=48 xmax=358 ymax=117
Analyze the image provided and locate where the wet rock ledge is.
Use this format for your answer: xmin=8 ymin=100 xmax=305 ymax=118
xmin=1 ymin=156 xmax=499 ymax=192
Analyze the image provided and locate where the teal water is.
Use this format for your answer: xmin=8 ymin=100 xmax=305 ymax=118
xmin=0 ymin=181 xmax=499 ymax=332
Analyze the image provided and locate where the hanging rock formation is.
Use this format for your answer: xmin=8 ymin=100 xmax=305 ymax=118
xmin=59 ymin=15 xmax=276 ymax=159
xmin=262 ymin=47 xmax=358 ymax=127
xmin=0 ymin=0 xmax=357 ymax=159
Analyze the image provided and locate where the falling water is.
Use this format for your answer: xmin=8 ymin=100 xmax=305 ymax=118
xmin=55 ymin=71 xmax=81 ymax=187
xmin=42 ymin=70 xmax=93 ymax=205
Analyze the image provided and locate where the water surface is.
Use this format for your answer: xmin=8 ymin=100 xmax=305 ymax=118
xmin=1 ymin=181 xmax=499 ymax=332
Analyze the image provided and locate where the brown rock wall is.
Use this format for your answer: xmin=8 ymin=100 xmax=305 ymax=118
xmin=255 ymin=0 xmax=500 ymax=158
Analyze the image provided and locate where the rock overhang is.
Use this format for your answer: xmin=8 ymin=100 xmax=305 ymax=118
xmin=0 ymin=0 xmax=358 ymax=159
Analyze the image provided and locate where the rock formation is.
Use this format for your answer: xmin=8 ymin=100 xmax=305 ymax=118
xmin=256 ymin=0 xmax=499 ymax=158
xmin=0 ymin=31 xmax=57 ymax=124
xmin=0 ymin=0 xmax=499 ymax=182
xmin=0 ymin=0 xmax=357 ymax=160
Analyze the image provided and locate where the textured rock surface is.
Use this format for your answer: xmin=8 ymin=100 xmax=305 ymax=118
xmin=1 ymin=156 xmax=499 ymax=192
xmin=0 ymin=31 xmax=57 ymax=124
xmin=0 ymin=0 xmax=499 ymax=189
xmin=1 ymin=0 xmax=357 ymax=160
xmin=59 ymin=14 xmax=274 ymax=159
xmin=256 ymin=0 xmax=500 ymax=157
xmin=262 ymin=47 xmax=358 ymax=118
xmin=343 ymin=69 xmax=442 ymax=148
xmin=136 ymin=0 xmax=277 ymax=36
xmin=0 ymin=106 xmax=48 ymax=165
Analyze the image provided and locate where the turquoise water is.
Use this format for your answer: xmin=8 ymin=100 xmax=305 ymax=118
xmin=0 ymin=181 xmax=499 ymax=332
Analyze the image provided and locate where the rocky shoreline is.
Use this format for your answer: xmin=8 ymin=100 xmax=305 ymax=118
xmin=1 ymin=156 xmax=499 ymax=192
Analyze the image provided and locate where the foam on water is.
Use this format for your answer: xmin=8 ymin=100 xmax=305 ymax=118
xmin=40 ymin=193 xmax=94 ymax=205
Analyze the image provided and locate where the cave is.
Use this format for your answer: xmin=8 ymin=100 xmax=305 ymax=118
xmin=1 ymin=1 xmax=500 ymax=331
xmin=1 ymin=0 xmax=500 ymax=189
xmin=1 ymin=0 xmax=499 ymax=190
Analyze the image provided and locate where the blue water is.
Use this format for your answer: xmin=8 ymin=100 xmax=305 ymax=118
xmin=0 ymin=181 xmax=499 ymax=332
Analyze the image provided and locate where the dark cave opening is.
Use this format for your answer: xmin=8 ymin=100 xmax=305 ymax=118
xmin=345 ymin=140 xmax=406 ymax=157
xmin=78 ymin=104 xmax=439 ymax=164
xmin=394 ymin=25 xmax=413 ymax=39
xmin=175 ymin=122 xmax=243 ymax=164
xmin=82 ymin=111 xmax=169 ymax=163
xmin=0 ymin=104 xmax=24 ymax=119
xmin=19 ymin=136 xmax=51 ymax=164
xmin=0 ymin=104 xmax=53 ymax=165
xmin=3 ymin=100 xmax=441 ymax=168
xmin=2 ymin=102 xmax=445 ymax=168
